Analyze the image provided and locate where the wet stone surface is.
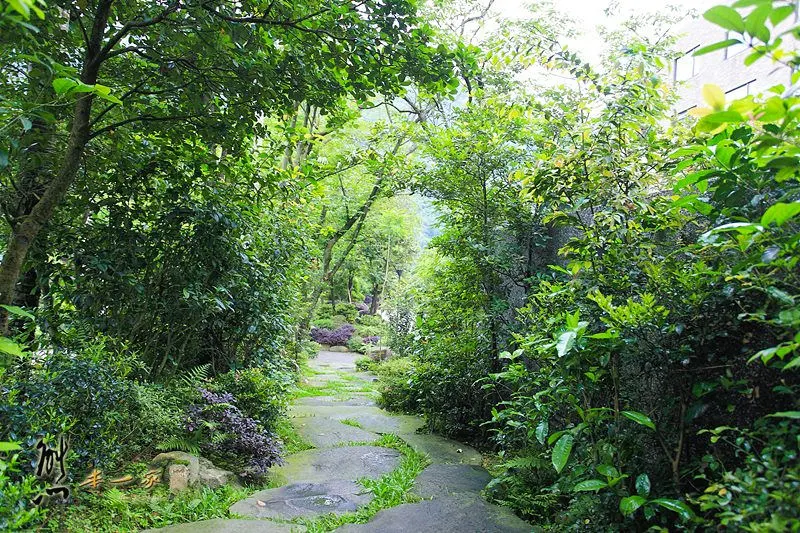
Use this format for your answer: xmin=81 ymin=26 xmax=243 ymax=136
xmin=269 ymin=445 xmax=401 ymax=485
xmin=143 ymin=518 xmax=306 ymax=532
xmin=333 ymin=493 xmax=532 ymax=533
xmin=230 ymin=480 xmax=373 ymax=520
xmin=290 ymin=416 xmax=379 ymax=447
xmin=412 ymin=464 xmax=492 ymax=499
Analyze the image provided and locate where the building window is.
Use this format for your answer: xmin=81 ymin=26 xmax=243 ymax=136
xmin=675 ymin=46 xmax=699 ymax=81
xmin=724 ymin=31 xmax=749 ymax=59
xmin=726 ymin=80 xmax=754 ymax=100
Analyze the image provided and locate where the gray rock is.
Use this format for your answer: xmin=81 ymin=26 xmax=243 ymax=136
xmin=310 ymin=351 xmax=360 ymax=371
xmin=150 ymin=452 xmax=239 ymax=492
xmin=334 ymin=493 xmax=531 ymax=533
xmin=152 ymin=451 xmax=200 ymax=477
xmin=398 ymin=433 xmax=483 ymax=465
xmin=199 ymin=457 xmax=240 ymax=488
xmin=269 ymin=446 xmax=400 ymax=485
xmin=142 ymin=518 xmax=305 ymax=532
xmin=230 ymin=480 xmax=372 ymax=520
xmin=412 ymin=464 xmax=492 ymax=498
xmin=295 ymin=395 xmax=377 ymax=407
xmin=367 ymin=347 xmax=393 ymax=361
xmin=167 ymin=463 xmax=191 ymax=493
xmin=291 ymin=417 xmax=379 ymax=447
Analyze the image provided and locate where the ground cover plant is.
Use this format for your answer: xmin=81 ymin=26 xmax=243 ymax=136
xmin=1 ymin=0 xmax=798 ymax=530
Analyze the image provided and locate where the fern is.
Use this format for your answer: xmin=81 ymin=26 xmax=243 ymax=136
xmin=179 ymin=364 xmax=211 ymax=388
xmin=502 ymin=455 xmax=541 ymax=470
xmin=156 ymin=436 xmax=201 ymax=455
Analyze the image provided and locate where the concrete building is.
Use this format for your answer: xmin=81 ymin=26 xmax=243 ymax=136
xmin=672 ymin=6 xmax=798 ymax=114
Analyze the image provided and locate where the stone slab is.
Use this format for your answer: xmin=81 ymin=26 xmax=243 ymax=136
xmin=398 ymin=433 xmax=483 ymax=465
xmin=291 ymin=416 xmax=379 ymax=447
xmin=309 ymin=351 xmax=360 ymax=371
xmin=290 ymin=404 xmax=424 ymax=436
xmin=334 ymin=493 xmax=531 ymax=533
xmin=412 ymin=464 xmax=492 ymax=498
xmin=295 ymin=396 xmax=377 ymax=407
xmin=230 ymin=480 xmax=372 ymax=520
xmin=142 ymin=518 xmax=305 ymax=532
xmin=270 ymin=446 xmax=401 ymax=485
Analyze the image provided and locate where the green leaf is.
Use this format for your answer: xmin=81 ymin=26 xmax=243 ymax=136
xmin=596 ymin=464 xmax=619 ymax=478
xmin=574 ymin=479 xmax=608 ymax=492
xmin=0 ymin=337 xmax=25 ymax=357
xmin=766 ymin=411 xmax=800 ymax=419
xmin=556 ymin=330 xmax=577 ymax=357
xmin=702 ymin=84 xmax=726 ymax=110
xmin=620 ymin=495 xmax=647 ymax=516
xmin=535 ymin=419 xmax=548 ymax=445
xmin=697 ymin=110 xmax=744 ymax=130
xmin=769 ymin=5 xmax=795 ymax=26
xmin=0 ymin=441 xmax=22 ymax=452
xmin=650 ymin=498 xmax=694 ymax=520
xmin=621 ymin=410 xmax=656 ymax=430
xmin=760 ymin=202 xmax=800 ymax=227
xmin=551 ymin=433 xmax=574 ymax=473
xmin=703 ymin=6 xmax=745 ymax=32
xmin=0 ymin=305 xmax=34 ymax=320
xmin=744 ymin=4 xmax=771 ymax=42
xmin=53 ymin=78 xmax=78 ymax=94
xmin=694 ymin=39 xmax=744 ymax=56
xmin=7 ymin=0 xmax=31 ymax=19
xmin=636 ymin=473 xmax=651 ymax=496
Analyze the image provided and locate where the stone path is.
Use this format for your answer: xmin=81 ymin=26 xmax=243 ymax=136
xmin=147 ymin=351 xmax=531 ymax=532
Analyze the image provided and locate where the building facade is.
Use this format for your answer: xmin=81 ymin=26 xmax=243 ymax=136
xmin=672 ymin=6 xmax=797 ymax=114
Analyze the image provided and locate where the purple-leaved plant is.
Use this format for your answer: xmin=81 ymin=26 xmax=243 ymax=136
xmin=310 ymin=323 xmax=356 ymax=345
xmin=185 ymin=388 xmax=283 ymax=478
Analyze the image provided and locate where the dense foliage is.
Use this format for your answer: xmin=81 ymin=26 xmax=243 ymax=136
xmin=379 ymin=1 xmax=800 ymax=530
xmin=2 ymin=0 xmax=799 ymax=531
xmin=0 ymin=0 xmax=454 ymax=529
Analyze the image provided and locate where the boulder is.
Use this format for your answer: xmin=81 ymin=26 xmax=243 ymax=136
xmin=151 ymin=452 xmax=239 ymax=492
xmin=367 ymin=347 xmax=393 ymax=361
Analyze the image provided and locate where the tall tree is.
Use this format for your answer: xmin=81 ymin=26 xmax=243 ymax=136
xmin=0 ymin=0 xmax=455 ymax=332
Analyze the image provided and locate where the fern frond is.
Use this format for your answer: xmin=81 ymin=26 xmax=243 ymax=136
xmin=156 ymin=436 xmax=201 ymax=455
xmin=179 ymin=364 xmax=211 ymax=388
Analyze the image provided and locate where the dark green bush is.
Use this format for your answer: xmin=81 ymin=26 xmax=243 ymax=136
xmin=209 ymin=366 xmax=292 ymax=431
xmin=375 ymin=357 xmax=418 ymax=413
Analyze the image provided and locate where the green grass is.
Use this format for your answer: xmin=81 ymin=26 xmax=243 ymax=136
xmin=291 ymin=377 xmax=377 ymax=399
xmin=298 ymin=434 xmax=430 ymax=533
xmin=339 ymin=418 xmax=364 ymax=429
xmin=46 ymin=483 xmax=255 ymax=532
xmin=275 ymin=418 xmax=315 ymax=454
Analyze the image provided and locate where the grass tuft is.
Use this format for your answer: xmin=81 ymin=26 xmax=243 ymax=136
xmin=299 ymin=433 xmax=429 ymax=532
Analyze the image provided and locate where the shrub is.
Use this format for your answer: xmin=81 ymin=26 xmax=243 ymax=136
xmin=210 ymin=366 xmax=291 ymax=431
xmin=0 ymin=346 xmax=140 ymax=474
xmin=362 ymin=336 xmax=380 ymax=345
xmin=355 ymin=302 xmax=369 ymax=315
xmin=311 ymin=318 xmax=335 ymax=330
xmin=184 ymin=389 xmax=282 ymax=479
xmin=337 ymin=304 xmax=360 ymax=323
xmin=347 ymin=335 xmax=366 ymax=353
xmin=310 ymin=324 xmax=355 ymax=346
xmin=375 ymin=357 xmax=418 ymax=413
xmin=0 ymin=445 xmax=44 ymax=531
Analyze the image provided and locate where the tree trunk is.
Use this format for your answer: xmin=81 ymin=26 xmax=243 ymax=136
xmin=0 ymin=1 xmax=110 ymax=333
xmin=0 ymin=96 xmax=94 ymax=333
xmin=369 ymin=283 xmax=380 ymax=314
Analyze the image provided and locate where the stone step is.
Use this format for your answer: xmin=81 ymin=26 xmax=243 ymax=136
xmin=230 ymin=480 xmax=372 ymax=520
xmin=142 ymin=518 xmax=305 ymax=532
xmin=333 ymin=493 xmax=531 ymax=533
